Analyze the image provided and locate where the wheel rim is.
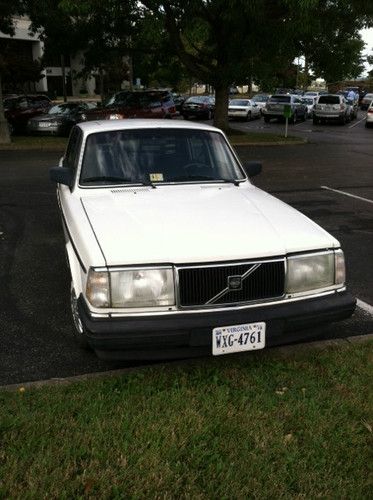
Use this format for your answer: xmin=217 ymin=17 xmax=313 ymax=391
xmin=70 ymin=284 xmax=84 ymax=335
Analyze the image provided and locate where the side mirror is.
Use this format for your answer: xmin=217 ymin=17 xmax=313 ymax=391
xmin=50 ymin=166 xmax=73 ymax=187
xmin=243 ymin=161 xmax=262 ymax=178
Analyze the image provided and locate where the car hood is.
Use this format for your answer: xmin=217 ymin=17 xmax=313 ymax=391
xmin=81 ymin=184 xmax=338 ymax=266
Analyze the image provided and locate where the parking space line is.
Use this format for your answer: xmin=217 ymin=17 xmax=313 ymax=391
xmin=356 ymin=298 xmax=373 ymax=316
xmin=348 ymin=117 xmax=365 ymax=129
xmin=320 ymin=185 xmax=373 ymax=204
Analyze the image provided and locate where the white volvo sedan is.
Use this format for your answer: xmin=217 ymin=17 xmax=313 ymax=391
xmin=50 ymin=120 xmax=355 ymax=360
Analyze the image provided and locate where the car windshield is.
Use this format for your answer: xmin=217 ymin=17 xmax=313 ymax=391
xmin=302 ymin=98 xmax=314 ymax=105
xmin=229 ymin=100 xmax=250 ymax=106
xmin=252 ymin=95 xmax=268 ymax=102
xmin=80 ymin=129 xmax=245 ymax=186
xmin=318 ymin=96 xmax=340 ymax=104
xmin=48 ymin=104 xmax=78 ymax=115
xmin=269 ymin=96 xmax=290 ymax=103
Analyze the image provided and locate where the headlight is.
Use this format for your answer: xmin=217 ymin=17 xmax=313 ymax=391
xmin=109 ymin=113 xmax=124 ymax=120
xmin=86 ymin=268 xmax=175 ymax=308
xmin=286 ymin=250 xmax=345 ymax=294
xmin=86 ymin=270 xmax=110 ymax=307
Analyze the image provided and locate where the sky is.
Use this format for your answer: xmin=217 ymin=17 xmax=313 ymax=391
xmin=361 ymin=28 xmax=373 ymax=75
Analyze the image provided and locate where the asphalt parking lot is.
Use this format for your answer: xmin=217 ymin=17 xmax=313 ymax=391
xmin=0 ymin=112 xmax=372 ymax=385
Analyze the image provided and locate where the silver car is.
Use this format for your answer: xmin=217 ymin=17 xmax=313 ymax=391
xmin=263 ymin=95 xmax=307 ymax=123
xmin=365 ymin=101 xmax=373 ymax=128
xmin=313 ymin=94 xmax=349 ymax=125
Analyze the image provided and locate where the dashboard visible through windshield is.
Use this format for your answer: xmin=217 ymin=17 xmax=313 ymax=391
xmin=80 ymin=129 xmax=245 ymax=186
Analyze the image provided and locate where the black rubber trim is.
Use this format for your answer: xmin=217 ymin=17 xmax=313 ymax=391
xmin=77 ymin=291 xmax=356 ymax=360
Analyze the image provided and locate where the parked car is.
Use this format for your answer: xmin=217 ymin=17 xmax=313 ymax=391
xmin=263 ymin=94 xmax=307 ymax=123
xmin=49 ymin=120 xmax=355 ymax=361
xmin=304 ymin=91 xmax=320 ymax=98
xmin=228 ymin=99 xmax=261 ymax=121
xmin=171 ymin=93 xmax=186 ymax=112
xmin=301 ymin=96 xmax=316 ymax=118
xmin=181 ymin=96 xmax=215 ymax=120
xmin=27 ymin=102 xmax=97 ymax=136
xmin=365 ymin=101 xmax=373 ymax=128
xmin=360 ymin=93 xmax=373 ymax=110
xmin=313 ymin=94 xmax=349 ymax=125
xmin=251 ymin=94 xmax=270 ymax=114
xmin=80 ymin=90 xmax=177 ymax=121
xmin=345 ymin=98 xmax=358 ymax=121
xmin=4 ymin=94 xmax=51 ymax=134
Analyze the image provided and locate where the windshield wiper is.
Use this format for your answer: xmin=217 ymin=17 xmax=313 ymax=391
xmin=171 ymin=175 xmax=241 ymax=186
xmin=81 ymin=176 xmax=156 ymax=188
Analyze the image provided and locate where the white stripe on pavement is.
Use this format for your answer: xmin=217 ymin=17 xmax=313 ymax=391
xmin=348 ymin=117 xmax=365 ymax=129
xmin=356 ymin=299 xmax=373 ymax=316
xmin=320 ymin=185 xmax=373 ymax=204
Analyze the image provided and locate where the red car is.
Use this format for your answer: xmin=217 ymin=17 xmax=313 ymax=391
xmin=80 ymin=90 xmax=177 ymax=121
xmin=4 ymin=94 xmax=51 ymax=134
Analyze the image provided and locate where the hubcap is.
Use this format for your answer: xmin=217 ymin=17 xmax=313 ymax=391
xmin=70 ymin=285 xmax=84 ymax=334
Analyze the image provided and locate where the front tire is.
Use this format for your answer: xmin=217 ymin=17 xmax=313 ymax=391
xmin=70 ymin=283 xmax=90 ymax=349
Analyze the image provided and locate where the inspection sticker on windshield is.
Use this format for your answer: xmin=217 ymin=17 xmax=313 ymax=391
xmin=212 ymin=322 xmax=265 ymax=355
xmin=149 ymin=173 xmax=164 ymax=182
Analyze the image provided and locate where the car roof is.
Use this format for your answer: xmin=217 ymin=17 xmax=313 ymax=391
xmin=76 ymin=119 xmax=221 ymax=135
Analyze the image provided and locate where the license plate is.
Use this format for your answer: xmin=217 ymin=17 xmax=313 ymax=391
xmin=39 ymin=122 xmax=51 ymax=128
xmin=212 ymin=322 xmax=266 ymax=356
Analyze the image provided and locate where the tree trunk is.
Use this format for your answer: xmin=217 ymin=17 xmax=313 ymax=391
xmin=213 ymin=84 xmax=229 ymax=132
xmin=99 ymin=67 xmax=105 ymax=104
xmin=0 ymin=74 xmax=11 ymax=144
xmin=128 ymin=55 xmax=133 ymax=90
xmin=61 ymin=55 xmax=67 ymax=102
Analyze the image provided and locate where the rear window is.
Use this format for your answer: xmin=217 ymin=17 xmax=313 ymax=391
xmin=364 ymin=94 xmax=373 ymax=99
xmin=269 ymin=96 xmax=290 ymax=103
xmin=252 ymin=95 xmax=269 ymax=102
xmin=185 ymin=96 xmax=210 ymax=104
xmin=230 ymin=100 xmax=250 ymax=106
xmin=318 ymin=96 xmax=340 ymax=104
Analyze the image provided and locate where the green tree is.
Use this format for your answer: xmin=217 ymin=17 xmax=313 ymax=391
xmin=141 ymin=0 xmax=373 ymax=130
xmin=27 ymin=0 xmax=85 ymax=101
xmin=59 ymin=0 xmax=138 ymax=102
xmin=0 ymin=0 xmax=26 ymax=143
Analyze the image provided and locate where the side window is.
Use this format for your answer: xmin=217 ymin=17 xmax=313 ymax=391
xmin=64 ymin=127 xmax=82 ymax=175
xmin=16 ymin=98 xmax=28 ymax=109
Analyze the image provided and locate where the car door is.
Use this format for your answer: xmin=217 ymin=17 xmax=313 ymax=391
xmin=59 ymin=127 xmax=82 ymax=204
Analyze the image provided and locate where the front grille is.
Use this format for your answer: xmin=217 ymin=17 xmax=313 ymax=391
xmin=178 ymin=260 xmax=285 ymax=307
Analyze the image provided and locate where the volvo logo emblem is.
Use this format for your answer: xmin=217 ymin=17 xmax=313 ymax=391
xmin=227 ymin=275 xmax=243 ymax=291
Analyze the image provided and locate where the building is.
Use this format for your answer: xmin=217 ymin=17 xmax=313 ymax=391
xmin=0 ymin=16 xmax=95 ymax=97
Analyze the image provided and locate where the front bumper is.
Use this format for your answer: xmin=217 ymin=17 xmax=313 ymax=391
xmin=78 ymin=291 xmax=356 ymax=361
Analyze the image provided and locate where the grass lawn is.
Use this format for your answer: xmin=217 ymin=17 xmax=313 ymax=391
xmin=0 ymin=342 xmax=372 ymax=498
xmin=0 ymin=128 xmax=304 ymax=151
xmin=226 ymin=127 xmax=304 ymax=145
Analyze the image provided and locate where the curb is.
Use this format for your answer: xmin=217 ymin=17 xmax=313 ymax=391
xmin=1 ymin=333 xmax=372 ymax=392
xmin=231 ymin=139 xmax=307 ymax=146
